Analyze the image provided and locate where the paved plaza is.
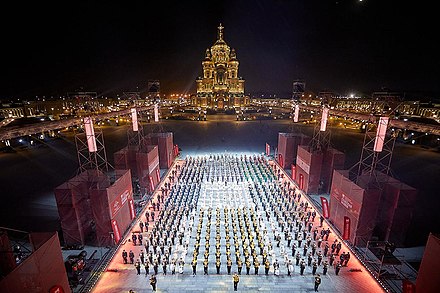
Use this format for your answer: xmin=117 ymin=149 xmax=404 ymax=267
xmin=92 ymin=154 xmax=384 ymax=293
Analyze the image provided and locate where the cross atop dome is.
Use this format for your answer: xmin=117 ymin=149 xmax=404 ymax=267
xmin=218 ymin=23 xmax=224 ymax=40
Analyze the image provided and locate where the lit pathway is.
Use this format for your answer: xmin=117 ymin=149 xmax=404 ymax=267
xmin=92 ymin=155 xmax=385 ymax=293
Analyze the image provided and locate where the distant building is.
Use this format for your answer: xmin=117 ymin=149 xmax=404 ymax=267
xmin=193 ymin=24 xmax=248 ymax=109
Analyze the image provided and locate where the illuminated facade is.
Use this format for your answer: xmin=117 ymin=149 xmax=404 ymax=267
xmin=193 ymin=24 xmax=248 ymax=109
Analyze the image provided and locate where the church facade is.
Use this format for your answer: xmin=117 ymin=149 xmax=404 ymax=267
xmin=192 ymin=24 xmax=249 ymax=110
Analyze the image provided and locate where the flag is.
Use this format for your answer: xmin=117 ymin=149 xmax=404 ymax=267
xmin=278 ymin=153 xmax=284 ymax=168
xmin=128 ymin=198 xmax=135 ymax=219
xmin=149 ymin=175 xmax=155 ymax=191
xmin=321 ymin=197 xmax=329 ymax=218
xmin=111 ymin=220 xmax=121 ymax=243
xmin=156 ymin=168 xmax=160 ymax=182
xmin=343 ymin=216 xmax=350 ymax=240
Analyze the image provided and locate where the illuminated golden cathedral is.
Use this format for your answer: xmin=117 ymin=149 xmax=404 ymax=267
xmin=192 ymin=24 xmax=249 ymax=109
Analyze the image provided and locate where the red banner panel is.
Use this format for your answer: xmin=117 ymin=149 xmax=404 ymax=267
xmin=299 ymin=174 xmax=304 ymax=190
xmin=111 ymin=220 xmax=121 ymax=244
xmin=278 ymin=153 xmax=284 ymax=168
xmin=321 ymin=197 xmax=329 ymax=218
xmin=109 ymin=189 xmax=130 ymax=219
xmin=291 ymin=164 xmax=296 ymax=180
xmin=149 ymin=176 xmax=155 ymax=191
xmin=106 ymin=170 xmax=133 ymax=245
xmin=156 ymin=168 xmax=160 ymax=182
xmin=149 ymin=132 xmax=173 ymax=168
xmin=129 ymin=198 xmax=135 ymax=220
xmin=266 ymin=143 xmax=270 ymax=156
xmin=343 ymin=216 xmax=350 ymax=240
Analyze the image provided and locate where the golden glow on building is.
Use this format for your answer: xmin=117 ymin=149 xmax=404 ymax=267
xmin=193 ymin=24 xmax=248 ymax=109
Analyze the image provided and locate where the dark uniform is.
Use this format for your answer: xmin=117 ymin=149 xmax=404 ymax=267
xmin=216 ymin=260 xmax=221 ymax=274
xmin=129 ymin=250 xmax=135 ymax=264
xmin=204 ymin=259 xmax=209 ymax=275
xmin=335 ymin=262 xmax=341 ymax=275
xmin=227 ymin=258 xmax=232 ymax=275
xmin=150 ymin=274 xmax=157 ymax=291
xmin=314 ymin=274 xmax=321 ymax=292
xmin=322 ymin=261 xmax=328 ymax=275
xmin=192 ymin=259 xmax=197 ymax=275
xmin=300 ymin=260 xmax=306 ymax=275
xmin=122 ymin=250 xmax=128 ymax=264
xmin=245 ymin=260 xmax=251 ymax=275
xmin=264 ymin=260 xmax=270 ymax=275
xmin=135 ymin=260 xmax=141 ymax=275
xmin=237 ymin=259 xmax=243 ymax=275
xmin=233 ymin=273 xmax=239 ymax=291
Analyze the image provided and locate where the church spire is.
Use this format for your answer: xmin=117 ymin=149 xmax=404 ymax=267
xmin=217 ymin=23 xmax=224 ymax=40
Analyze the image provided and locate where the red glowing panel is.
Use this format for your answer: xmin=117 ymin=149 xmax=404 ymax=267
xmin=84 ymin=117 xmax=97 ymax=152
xmin=278 ymin=153 xmax=284 ymax=168
xmin=266 ymin=143 xmax=270 ymax=156
xmin=156 ymin=168 xmax=160 ymax=182
xmin=321 ymin=196 xmax=329 ymax=218
xmin=131 ymin=108 xmax=138 ymax=131
xmin=373 ymin=117 xmax=389 ymax=152
xmin=149 ymin=175 xmax=155 ymax=190
xmin=320 ymin=107 xmax=329 ymax=132
xmin=291 ymin=164 xmax=296 ymax=180
xmin=299 ymin=174 xmax=304 ymax=190
xmin=111 ymin=219 xmax=121 ymax=243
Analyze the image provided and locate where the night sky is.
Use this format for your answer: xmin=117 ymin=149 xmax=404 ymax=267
xmin=1 ymin=0 xmax=439 ymax=99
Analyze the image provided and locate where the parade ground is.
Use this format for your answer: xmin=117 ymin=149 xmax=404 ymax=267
xmin=92 ymin=154 xmax=385 ymax=293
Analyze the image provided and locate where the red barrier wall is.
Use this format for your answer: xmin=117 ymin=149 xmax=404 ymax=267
xmin=113 ymin=146 xmax=139 ymax=178
xmin=106 ymin=169 xmax=134 ymax=245
xmin=0 ymin=232 xmax=71 ymax=293
xmin=54 ymin=180 xmax=92 ymax=246
xmin=277 ymin=133 xmax=310 ymax=169
xmin=416 ymin=233 xmax=440 ymax=293
xmin=55 ymin=169 xmax=132 ymax=246
xmin=136 ymin=145 xmax=159 ymax=193
xmin=329 ymin=170 xmax=363 ymax=245
xmin=321 ymin=148 xmax=345 ymax=193
xmin=381 ymin=182 xmax=417 ymax=246
xmin=295 ymin=145 xmax=323 ymax=194
xmin=330 ymin=170 xmax=382 ymax=246
xmin=148 ymin=132 xmax=174 ymax=168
